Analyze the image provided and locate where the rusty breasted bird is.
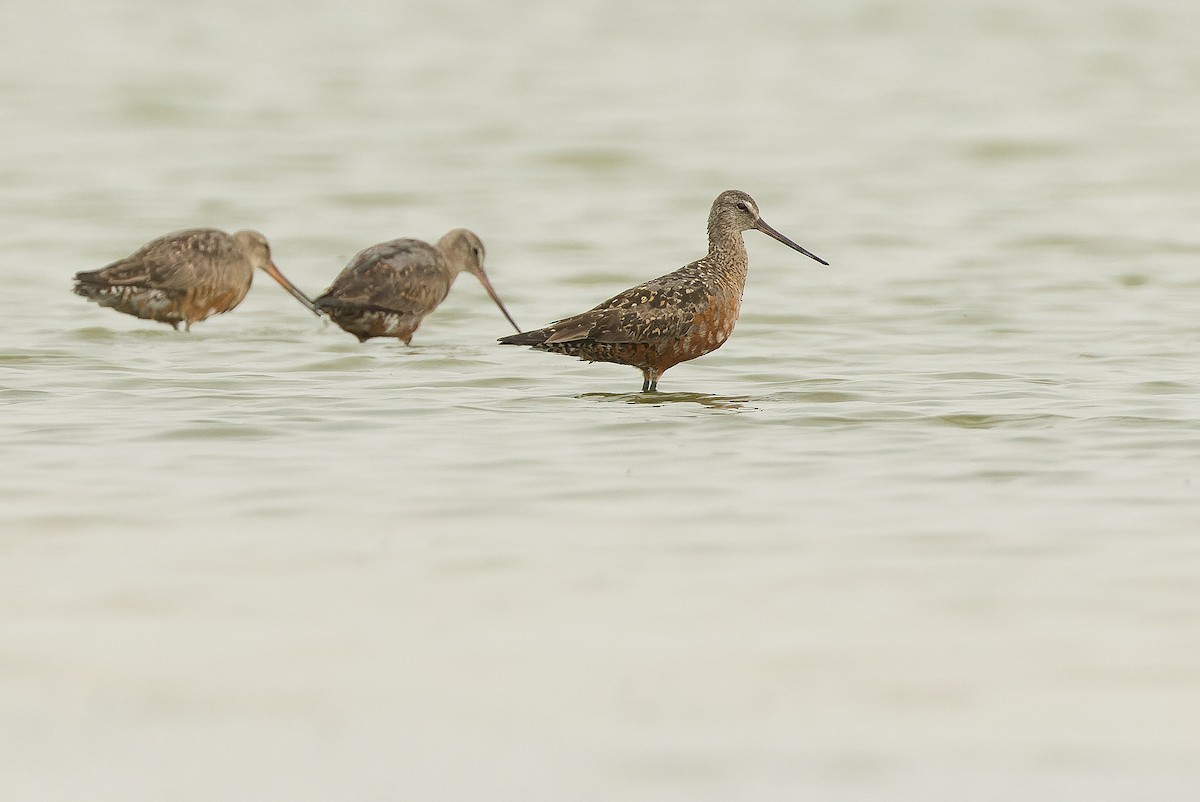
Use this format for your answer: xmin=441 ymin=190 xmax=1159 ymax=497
xmin=498 ymin=190 xmax=828 ymax=392
xmin=313 ymin=228 xmax=520 ymax=343
xmin=73 ymin=228 xmax=318 ymax=330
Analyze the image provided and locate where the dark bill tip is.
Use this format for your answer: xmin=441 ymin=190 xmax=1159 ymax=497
xmin=755 ymin=219 xmax=829 ymax=266
xmin=262 ymin=262 xmax=321 ymax=316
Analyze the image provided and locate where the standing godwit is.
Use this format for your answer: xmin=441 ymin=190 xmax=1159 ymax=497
xmin=313 ymin=228 xmax=520 ymax=343
xmin=73 ymin=228 xmax=318 ymax=330
xmin=498 ymin=190 xmax=828 ymax=392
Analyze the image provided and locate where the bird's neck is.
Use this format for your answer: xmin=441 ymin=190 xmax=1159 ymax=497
xmin=708 ymin=226 xmax=748 ymax=278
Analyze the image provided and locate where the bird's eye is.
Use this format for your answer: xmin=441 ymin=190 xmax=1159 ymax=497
xmin=735 ymin=202 xmax=750 ymax=212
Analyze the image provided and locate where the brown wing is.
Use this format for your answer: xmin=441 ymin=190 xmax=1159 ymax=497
xmin=503 ymin=262 xmax=712 ymax=346
xmin=538 ymin=305 xmax=695 ymax=345
xmin=315 ymin=239 xmax=450 ymax=316
xmin=74 ymin=229 xmax=239 ymax=291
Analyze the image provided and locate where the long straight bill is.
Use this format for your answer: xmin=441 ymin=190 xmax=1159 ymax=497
xmin=754 ymin=219 xmax=829 ymax=266
xmin=262 ymin=262 xmax=322 ymax=316
xmin=475 ymin=269 xmax=522 ymax=333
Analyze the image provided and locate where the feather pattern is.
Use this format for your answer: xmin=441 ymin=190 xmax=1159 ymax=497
xmin=498 ymin=190 xmax=827 ymax=392
xmin=73 ymin=228 xmax=316 ymax=330
xmin=315 ymin=229 xmax=520 ymax=343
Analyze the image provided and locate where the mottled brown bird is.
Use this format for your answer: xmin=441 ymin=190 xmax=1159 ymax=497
xmin=313 ymin=228 xmax=520 ymax=343
xmin=73 ymin=228 xmax=317 ymax=330
xmin=498 ymin=190 xmax=828 ymax=392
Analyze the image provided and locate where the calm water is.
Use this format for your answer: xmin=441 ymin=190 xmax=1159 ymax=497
xmin=2 ymin=0 xmax=1199 ymax=798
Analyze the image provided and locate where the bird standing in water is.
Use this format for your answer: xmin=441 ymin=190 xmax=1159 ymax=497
xmin=498 ymin=190 xmax=827 ymax=392
xmin=73 ymin=228 xmax=318 ymax=330
xmin=314 ymin=228 xmax=520 ymax=343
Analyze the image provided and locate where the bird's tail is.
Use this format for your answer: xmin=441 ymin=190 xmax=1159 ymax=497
xmin=312 ymin=294 xmax=339 ymax=314
xmin=72 ymin=271 xmax=117 ymax=300
xmin=497 ymin=329 xmax=550 ymax=346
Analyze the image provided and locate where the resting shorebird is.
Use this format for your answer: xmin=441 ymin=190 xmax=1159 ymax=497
xmin=314 ymin=228 xmax=520 ymax=343
xmin=498 ymin=190 xmax=827 ymax=392
xmin=73 ymin=228 xmax=317 ymax=330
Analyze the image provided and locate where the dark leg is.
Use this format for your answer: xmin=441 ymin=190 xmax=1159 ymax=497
xmin=641 ymin=368 xmax=660 ymax=393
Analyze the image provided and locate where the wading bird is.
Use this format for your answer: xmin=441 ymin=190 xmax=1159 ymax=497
xmin=314 ymin=228 xmax=520 ymax=343
xmin=498 ymin=190 xmax=827 ymax=392
xmin=73 ymin=228 xmax=317 ymax=330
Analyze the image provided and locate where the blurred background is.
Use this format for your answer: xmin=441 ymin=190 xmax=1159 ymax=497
xmin=1 ymin=0 xmax=1198 ymax=799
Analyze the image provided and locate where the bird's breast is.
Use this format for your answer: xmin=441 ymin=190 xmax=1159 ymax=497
xmin=675 ymin=290 xmax=741 ymax=362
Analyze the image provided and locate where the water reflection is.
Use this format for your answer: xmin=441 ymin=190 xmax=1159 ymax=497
xmin=577 ymin=391 xmax=753 ymax=410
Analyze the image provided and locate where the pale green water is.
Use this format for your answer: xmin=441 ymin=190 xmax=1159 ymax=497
xmin=2 ymin=0 xmax=1199 ymax=799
